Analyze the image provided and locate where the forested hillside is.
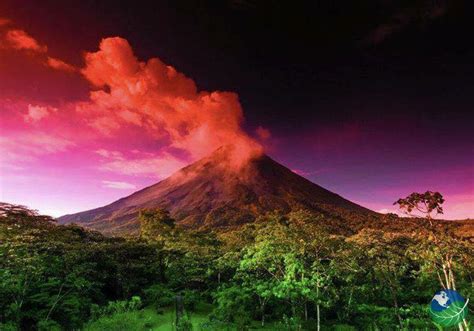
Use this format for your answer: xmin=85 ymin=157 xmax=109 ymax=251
xmin=1 ymin=203 xmax=472 ymax=330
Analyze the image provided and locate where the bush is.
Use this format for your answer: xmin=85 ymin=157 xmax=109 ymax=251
xmin=0 ymin=322 xmax=18 ymax=331
xmin=276 ymin=315 xmax=303 ymax=331
xmin=182 ymin=289 xmax=203 ymax=310
xmin=143 ymin=283 xmax=175 ymax=309
xmin=211 ymin=285 xmax=253 ymax=327
xmin=176 ymin=314 xmax=193 ymax=331
xmin=83 ymin=310 xmax=155 ymax=331
xmin=199 ymin=319 xmax=234 ymax=331
xmin=90 ymin=296 xmax=142 ymax=319
xmin=330 ymin=324 xmax=357 ymax=331
xmin=37 ymin=319 xmax=61 ymax=331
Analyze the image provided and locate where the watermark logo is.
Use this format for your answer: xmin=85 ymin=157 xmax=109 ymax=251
xmin=429 ymin=289 xmax=469 ymax=327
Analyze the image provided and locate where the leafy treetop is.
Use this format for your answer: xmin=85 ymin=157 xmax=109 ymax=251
xmin=393 ymin=191 xmax=444 ymax=221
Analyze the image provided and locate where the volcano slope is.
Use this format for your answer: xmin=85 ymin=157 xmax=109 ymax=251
xmin=58 ymin=148 xmax=377 ymax=235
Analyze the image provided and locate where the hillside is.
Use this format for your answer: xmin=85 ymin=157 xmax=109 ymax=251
xmin=58 ymin=148 xmax=376 ymax=234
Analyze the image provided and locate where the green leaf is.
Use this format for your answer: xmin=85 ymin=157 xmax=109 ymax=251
xmin=429 ymin=299 xmax=469 ymax=327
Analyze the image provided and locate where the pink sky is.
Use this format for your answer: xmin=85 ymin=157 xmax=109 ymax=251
xmin=0 ymin=19 xmax=472 ymax=219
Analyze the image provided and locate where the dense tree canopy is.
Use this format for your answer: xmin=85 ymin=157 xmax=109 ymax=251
xmin=0 ymin=203 xmax=472 ymax=330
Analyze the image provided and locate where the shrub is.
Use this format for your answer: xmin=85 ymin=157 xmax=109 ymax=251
xmin=83 ymin=310 xmax=155 ymax=331
xmin=182 ymin=289 xmax=203 ymax=310
xmin=0 ymin=322 xmax=18 ymax=331
xmin=176 ymin=314 xmax=193 ymax=331
xmin=143 ymin=283 xmax=175 ymax=309
xmin=37 ymin=319 xmax=61 ymax=331
xmin=90 ymin=296 xmax=142 ymax=319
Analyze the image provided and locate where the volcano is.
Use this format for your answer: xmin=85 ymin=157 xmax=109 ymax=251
xmin=58 ymin=148 xmax=376 ymax=234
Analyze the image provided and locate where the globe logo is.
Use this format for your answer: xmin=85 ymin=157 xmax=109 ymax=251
xmin=429 ymin=289 xmax=469 ymax=327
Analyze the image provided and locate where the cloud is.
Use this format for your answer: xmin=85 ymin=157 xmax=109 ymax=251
xmin=0 ymin=132 xmax=75 ymax=170
xmin=95 ymin=149 xmax=186 ymax=178
xmin=101 ymin=180 xmax=137 ymax=190
xmin=46 ymin=57 xmax=76 ymax=72
xmin=365 ymin=1 xmax=448 ymax=45
xmin=4 ymin=29 xmax=47 ymax=52
xmin=79 ymin=37 xmax=261 ymax=166
xmin=256 ymin=126 xmax=271 ymax=140
xmin=2 ymin=35 xmax=262 ymax=189
xmin=3 ymin=132 xmax=74 ymax=154
xmin=0 ymin=18 xmax=10 ymax=27
xmin=24 ymin=104 xmax=57 ymax=123
xmin=95 ymin=149 xmax=124 ymax=160
xmin=0 ymin=22 xmax=76 ymax=72
xmin=98 ymin=152 xmax=187 ymax=178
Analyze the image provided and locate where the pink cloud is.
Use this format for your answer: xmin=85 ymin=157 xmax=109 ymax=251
xmin=95 ymin=149 xmax=125 ymax=160
xmin=4 ymin=29 xmax=47 ymax=53
xmin=102 ymin=180 xmax=137 ymax=190
xmin=98 ymin=152 xmax=187 ymax=178
xmin=2 ymin=36 xmax=262 ymax=177
xmin=0 ymin=132 xmax=75 ymax=172
xmin=24 ymin=104 xmax=57 ymax=123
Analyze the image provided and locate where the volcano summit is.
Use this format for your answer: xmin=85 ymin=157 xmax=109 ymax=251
xmin=58 ymin=148 xmax=375 ymax=234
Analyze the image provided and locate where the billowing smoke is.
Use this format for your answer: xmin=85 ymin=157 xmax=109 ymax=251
xmin=79 ymin=37 xmax=262 ymax=167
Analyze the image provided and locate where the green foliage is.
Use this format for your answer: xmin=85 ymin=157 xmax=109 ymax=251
xmin=176 ymin=314 xmax=193 ymax=331
xmin=278 ymin=315 xmax=303 ymax=330
xmin=83 ymin=309 xmax=156 ymax=331
xmin=212 ymin=285 xmax=253 ymax=327
xmin=91 ymin=296 xmax=142 ymax=318
xmin=143 ymin=284 xmax=175 ymax=309
xmin=1 ymin=204 xmax=472 ymax=330
xmin=37 ymin=319 xmax=61 ymax=331
xmin=139 ymin=208 xmax=175 ymax=242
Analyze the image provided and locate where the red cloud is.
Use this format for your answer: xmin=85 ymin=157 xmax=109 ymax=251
xmin=1 ymin=22 xmax=76 ymax=73
xmin=80 ymin=37 xmax=261 ymax=166
xmin=0 ymin=18 xmax=10 ymax=27
xmin=256 ymin=126 xmax=271 ymax=140
xmin=4 ymin=29 xmax=47 ymax=52
xmin=46 ymin=57 xmax=76 ymax=72
xmin=1 ymin=35 xmax=262 ymax=183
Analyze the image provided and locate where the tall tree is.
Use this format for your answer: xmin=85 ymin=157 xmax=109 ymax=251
xmin=395 ymin=191 xmax=469 ymax=331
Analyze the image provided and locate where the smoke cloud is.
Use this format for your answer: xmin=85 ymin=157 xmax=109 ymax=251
xmin=79 ymin=37 xmax=261 ymax=166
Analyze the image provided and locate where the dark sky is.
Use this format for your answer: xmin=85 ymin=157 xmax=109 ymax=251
xmin=3 ymin=0 xmax=472 ymax=128
xmin=1 ymin=0 xmax=473 ymax=218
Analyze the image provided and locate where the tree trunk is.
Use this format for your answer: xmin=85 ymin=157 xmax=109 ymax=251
xmin=316 ymin=303 xmax=320 ymax=331
xmin=304 ymin=301 xmax=308 ymax=321
xmin=316 ymin=284 xmax=320 ymax=331
xmin=291 ymin=302 xmax=296 ymax=318
xmin=393 ymin=295 xmax=403 ymax=329
xmin=46 ymin=283 xmax=64 ymax=321
xmin=388 ymin=285 xmax=403 ymax=329
xmin=175 ymin=295 xmax=184 ymax=327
